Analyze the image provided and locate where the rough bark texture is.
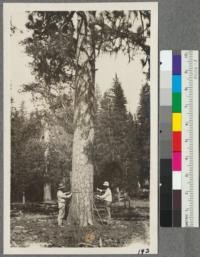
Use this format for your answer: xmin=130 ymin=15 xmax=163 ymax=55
xmin=67 ymin=12 xmax=95 ymax=227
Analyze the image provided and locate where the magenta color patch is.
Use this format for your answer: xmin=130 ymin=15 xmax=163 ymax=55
xmin=172 ymin=152 xmax=182 ymax=171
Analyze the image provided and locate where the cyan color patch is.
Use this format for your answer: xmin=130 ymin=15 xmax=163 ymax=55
xmin=172 ymin=75 xmax=181 ymax=92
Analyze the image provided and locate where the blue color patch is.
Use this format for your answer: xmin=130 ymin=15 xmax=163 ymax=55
xmin=173 ymin=55 xmax=181 ymax=75
xmin=172 ymin=75 xmax=181 ymax=92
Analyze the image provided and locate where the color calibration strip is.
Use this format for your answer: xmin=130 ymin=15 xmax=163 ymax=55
xmin=160 ymin=50 xmax=199 ymax=227
xmin=172 ymin=53 xmax=182 ymax=227
xmin=160 ymin=50 xmax=172 ymax=227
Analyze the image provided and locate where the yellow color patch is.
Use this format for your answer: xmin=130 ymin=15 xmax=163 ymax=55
xmin=172 ymin=113 xmax=182 ymax=131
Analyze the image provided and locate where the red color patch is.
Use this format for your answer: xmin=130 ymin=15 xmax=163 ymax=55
xmin=173 ymin=132 xmax=181 ymax=152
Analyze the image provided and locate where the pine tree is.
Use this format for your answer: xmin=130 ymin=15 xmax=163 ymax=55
xmin=111 ymin=75 xmax=129 ymax=186
xmin=21 ymin=10 xmax=150 ymax=226
xmin=136 ymin=83 xmax=150 ymax=186
xmin=112 ymin=74 xmax=127 ymax=113
xmin=11 ymin=104 xmax=73 ymax=202
xmin=125 ymin=112 xmax=140 ymax=194
xmin=94 ymin=90 xmax=115 ymax=183
xmin=11 ymin=102 xmax=44 ymax=202
xmin=94 ymin=75 xmax=139 ymax=191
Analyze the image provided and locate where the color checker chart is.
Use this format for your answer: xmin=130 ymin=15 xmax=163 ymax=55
xmin=160 ymin=50 xmax=199 ymax=227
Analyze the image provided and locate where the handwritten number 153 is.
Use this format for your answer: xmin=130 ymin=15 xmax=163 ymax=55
xmin=138 ymin=248 xmax=150 ymax=254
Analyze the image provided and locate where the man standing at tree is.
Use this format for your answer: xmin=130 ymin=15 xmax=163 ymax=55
xmin=57 ymin=183 xmax=72 ymax=227
xmin=97 ymin=181 xmax=112 ymax=224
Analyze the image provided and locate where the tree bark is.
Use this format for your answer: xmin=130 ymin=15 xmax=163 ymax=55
xmin=67 ymin=12 xmax=95 ymax=226
xmin=43 ymin=121 xmax=52 ymax=202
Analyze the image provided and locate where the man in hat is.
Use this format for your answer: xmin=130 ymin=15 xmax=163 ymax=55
xmin=97 ymin=181 xmax=112 ymax=224
xmin=57 ymin=183 xmax=72 ymax=227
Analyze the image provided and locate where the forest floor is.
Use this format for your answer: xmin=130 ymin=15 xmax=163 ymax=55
xmin=11 ymin=199 xmax=149 ymax=249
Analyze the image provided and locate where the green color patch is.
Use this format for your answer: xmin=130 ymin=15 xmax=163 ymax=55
xmin=172 ymin=93 xmax=181 ymax=112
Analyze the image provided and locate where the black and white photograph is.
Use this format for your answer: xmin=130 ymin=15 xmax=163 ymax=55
xmin=4 ymin=2 xmax=158 ymax=254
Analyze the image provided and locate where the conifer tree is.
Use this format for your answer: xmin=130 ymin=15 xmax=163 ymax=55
xmin=136 ymin=83 xmax=150 ymax=186
xmin=21 ymin=10 xmax=150 ymax=226
xmin=94 ymin=75 xmax=139 ymax=191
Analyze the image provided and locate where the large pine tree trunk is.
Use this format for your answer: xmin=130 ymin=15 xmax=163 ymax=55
xmin=67 ymin=12 xmax=95 ymax=226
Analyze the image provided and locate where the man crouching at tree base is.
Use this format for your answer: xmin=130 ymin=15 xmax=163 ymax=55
xmin=97 ymin=181 xmax=112 ymax=224
xmin=57 ymin=183 xmax=72 ymax=227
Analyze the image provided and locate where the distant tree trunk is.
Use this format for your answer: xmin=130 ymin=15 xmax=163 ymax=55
xmin=22 ymin=191 xmax=25 ymax=204
xmin=67 ymin=12 xmax=95 ymax=226
xmin=116 ymin=187 xmax=120 ymax=202
xmin=43 ymin=182 xmax=52 ymax=202
xmin=43 ymin=121 xmax=52 ymax=202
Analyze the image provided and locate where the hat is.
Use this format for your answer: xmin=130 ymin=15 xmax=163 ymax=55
xmin=58 ymin=183 xmax=65 ymax=189
xmin=103 ymin=181 xmax=109 ymax=187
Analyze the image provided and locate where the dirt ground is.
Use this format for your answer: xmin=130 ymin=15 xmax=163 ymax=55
xmin=11 ymin=199 xmax=149 ymax=248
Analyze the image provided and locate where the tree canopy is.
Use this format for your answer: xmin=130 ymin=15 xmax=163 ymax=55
xmin=21 ymin=10 xmax=150 ymax=104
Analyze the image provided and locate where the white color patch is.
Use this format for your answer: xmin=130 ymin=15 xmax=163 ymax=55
xmin=173 ymin=171 xmax=181 ymax=190
xmin=160 ymin=50 xmax=172 ymax=71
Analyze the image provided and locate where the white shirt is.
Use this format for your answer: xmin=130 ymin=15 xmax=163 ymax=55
xmin=99 ymin=188 xmax=112 ymax=202
xmin=57 ymin=190 xmax=68 ymax=205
